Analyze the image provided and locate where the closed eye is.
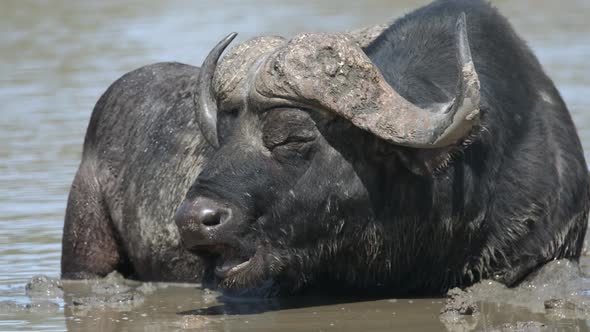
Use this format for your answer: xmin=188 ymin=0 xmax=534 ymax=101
xmin=269 ymin=129 xmax=316 ymax=150
xmin=262 ymin=108 xmax=318 ymax=153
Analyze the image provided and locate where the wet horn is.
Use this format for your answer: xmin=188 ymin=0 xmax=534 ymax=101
xmin=197 ymin=32 xmax=237 ymax=148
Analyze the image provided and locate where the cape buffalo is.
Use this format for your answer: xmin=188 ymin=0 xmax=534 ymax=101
xmin=62 ymin=0 xmax=589 ymax=296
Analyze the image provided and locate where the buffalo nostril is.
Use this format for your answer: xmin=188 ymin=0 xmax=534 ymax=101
xmin=175 ymin=196 xmax=232 ymax=249
xmin=198 ymin=207 xmax=224 ymax=227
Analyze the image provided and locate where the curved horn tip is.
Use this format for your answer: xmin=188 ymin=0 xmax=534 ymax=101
xmin=222 ymin=32 xmax=238 ymax=46
xmin=202 ymin=33 xmax=238 ymax=66
xmin=429 ymin=14 xmax=481 ymax=147
xmin=456 ymin=12 xmax=473 ymax=65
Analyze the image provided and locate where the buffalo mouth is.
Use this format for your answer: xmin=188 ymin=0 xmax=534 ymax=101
xmin=189 ymin=244 xmax=272 ymax=292
xmin=214 ymin=251 xmax=253 ymax=280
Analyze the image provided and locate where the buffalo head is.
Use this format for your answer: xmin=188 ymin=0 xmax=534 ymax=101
xmin=175 ymin=14 xmax=480 ymax=296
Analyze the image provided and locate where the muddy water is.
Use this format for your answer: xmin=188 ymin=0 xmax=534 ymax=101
xmin=1 ymin=0 xmax=589 ymax=331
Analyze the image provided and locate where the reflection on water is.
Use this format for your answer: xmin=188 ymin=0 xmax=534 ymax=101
xmin=1 ymin=0 xmax=589 ymax=330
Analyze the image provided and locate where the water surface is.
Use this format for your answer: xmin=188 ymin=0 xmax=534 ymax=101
xmin=1 ymin=0 xmax=590 ymax=330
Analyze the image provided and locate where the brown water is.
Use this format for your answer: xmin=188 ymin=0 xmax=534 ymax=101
xmin=1 ymin=0 xmax=590 ymax=331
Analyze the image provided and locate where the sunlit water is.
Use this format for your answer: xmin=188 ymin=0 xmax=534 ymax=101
xmin=1 ymin=0 xmax=589 ymax=331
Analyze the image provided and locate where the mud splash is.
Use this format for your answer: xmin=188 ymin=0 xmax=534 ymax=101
xmin=441 ymin=259 xmax=590 ymax=331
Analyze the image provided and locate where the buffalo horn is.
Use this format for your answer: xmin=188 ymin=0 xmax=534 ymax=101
xmin=197 ymin=32 xmax=237 ymax=148
xmin=250 ymin=13 xmax=480 ymax=148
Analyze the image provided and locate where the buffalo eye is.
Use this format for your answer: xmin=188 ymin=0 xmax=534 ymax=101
xmin=262 ymin=109 xmax=318 ymax=161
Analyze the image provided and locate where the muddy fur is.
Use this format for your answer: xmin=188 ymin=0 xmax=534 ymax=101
xmin=63 ymin=0 xmax=589 ymax=296
xmin=61 ymin=63 xmax=209 ymax=281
